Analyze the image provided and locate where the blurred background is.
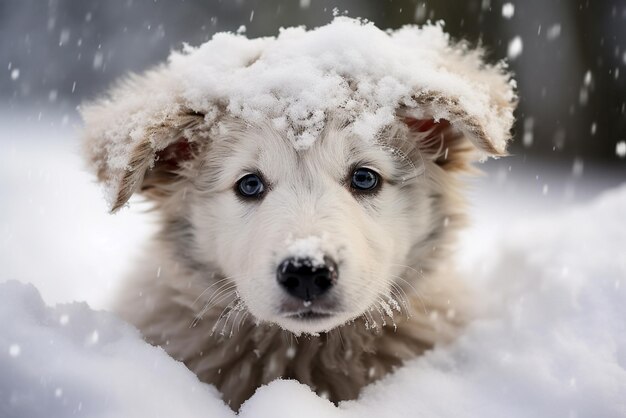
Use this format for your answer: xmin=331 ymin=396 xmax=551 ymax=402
xmin=2 ymin=0 xmax=625 ymax=161
xmin=0 ymin=0 xmax=624 ymax=307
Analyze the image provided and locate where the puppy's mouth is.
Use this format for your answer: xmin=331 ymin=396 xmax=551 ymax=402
xmin=279 ymin=298 xmax=340 ymax=322
xmin=273 ymin=302 xmax=354 ymax=334
xmin=283 ymin=310 xmax=334 ymax=321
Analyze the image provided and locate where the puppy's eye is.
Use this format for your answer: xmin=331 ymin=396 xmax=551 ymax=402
xmin=236 ymin=174 xmax=265 ymax=198
xmin=351 ymin=167 xmax=380 ymax=192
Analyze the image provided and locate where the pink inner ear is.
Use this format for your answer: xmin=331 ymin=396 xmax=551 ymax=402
xmin=403 ymin=117 xmax=453 ymax=156
xmin=403 ymin=117 xmax=450 ymax=133
xmin=155 ymin=138 xmax=194 ymax=168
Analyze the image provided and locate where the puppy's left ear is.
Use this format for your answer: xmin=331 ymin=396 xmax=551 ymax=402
xmin=397 ymin=88 xmax=516 ymax=171
xmin=82 ymin=102 xmax=206 ymax=212
xmin=80 ymin=65 xmax=215 ymax=213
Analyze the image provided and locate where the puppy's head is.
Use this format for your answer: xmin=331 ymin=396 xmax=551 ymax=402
xmin=83 ymin=93 xmax=511 ymax=335
xmin=82 ymin=20 xmax=516 ymax=335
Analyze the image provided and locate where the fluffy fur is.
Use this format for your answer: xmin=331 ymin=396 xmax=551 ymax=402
xmin=81 ymin=19 xmax=516 ymax=411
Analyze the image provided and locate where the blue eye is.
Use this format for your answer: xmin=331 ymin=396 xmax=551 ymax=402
xmin=237 ymin=174 xmax=265 ymax=198
xmin=351 ymin=168 xmax=380 ymax=192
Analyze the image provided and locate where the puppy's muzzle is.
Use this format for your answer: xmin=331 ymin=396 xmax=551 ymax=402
xmin=277 ymin=257 xmax=338 ymax=302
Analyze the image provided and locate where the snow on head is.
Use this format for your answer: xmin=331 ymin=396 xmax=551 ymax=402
xmin=81 ymin=17 xmax=516 ymax=210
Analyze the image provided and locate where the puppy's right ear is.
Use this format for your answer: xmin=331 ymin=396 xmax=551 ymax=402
xmin=82 ymin=79 xmax=207 ymax=212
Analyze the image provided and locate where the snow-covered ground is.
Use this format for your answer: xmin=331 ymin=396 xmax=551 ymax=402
xmin=1 ymin=113 xmax=625 ymax=417
xmin=0 ymin=114 xmax=157 ymax=309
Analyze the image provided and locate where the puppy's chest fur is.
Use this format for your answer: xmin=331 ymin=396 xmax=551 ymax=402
xmin=115 ymin=242 xmax=465 ymax=410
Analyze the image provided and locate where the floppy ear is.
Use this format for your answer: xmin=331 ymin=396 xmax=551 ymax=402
xmin=83 ymin=108 xmax=206 ymax=213
xmin=397 ymin=89 xmax=516 ymax=170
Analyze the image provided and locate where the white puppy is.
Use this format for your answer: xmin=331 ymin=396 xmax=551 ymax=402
xmin=82 ymin=18 xmax=516 ymax=409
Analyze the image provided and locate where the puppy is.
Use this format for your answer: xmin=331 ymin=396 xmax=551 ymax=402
xmin=81 ymin=18 xmax=516 ymax=409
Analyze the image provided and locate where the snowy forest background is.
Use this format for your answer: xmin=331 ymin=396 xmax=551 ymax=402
xmin=1 ymin=0 xmax=625 ymax=161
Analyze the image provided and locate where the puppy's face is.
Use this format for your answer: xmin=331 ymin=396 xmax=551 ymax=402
xmin=185 ymin=118 xmax=443 ymax=334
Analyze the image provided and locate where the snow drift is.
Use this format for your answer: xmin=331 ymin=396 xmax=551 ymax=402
xmin=2 ymin=184 xmax=625 ymax=418
xmin=81 ymin=17 xmax=516 ymax=210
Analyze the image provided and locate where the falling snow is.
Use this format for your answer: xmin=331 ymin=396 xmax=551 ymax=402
xmin=572 ymin=158 xmax=584 ymax=177
xmin=501 ymin=3 xmax=515 ymax=19
xmin=546 ymin=23 xmax=561 ymax=41
xmin=93 ymin=51 xmax=104 ymax=69
xmin=584 ymin=70 xmax=593 ymax=86
xmin=523 ymin=117 xmax=534 ymax=147
xmin=507 ymin=36 xmax=523 ymax=59
xmin=58 ymin=28 xmax=70 ymax=46
xmin=8 ymin=343 xmax=21 ymax=357
xmin=414 ymin=3 xmax=428 ymax=22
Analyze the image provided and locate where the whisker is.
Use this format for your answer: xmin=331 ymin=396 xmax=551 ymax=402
xmin=373 ymin=299 xmax=386 ymax=327
xmin=192 ymin=286 xmax=237 ymax=327
xmin=389 ymin=282 xmax=412 ymax=318
xmin=388 ymin=263 xmax=424 ymax=278
xmin=195 ymin=287 xmax=237 ymax=322
xmin=211 ymin=296 xmax=240 ymax=336
xmin=237 ymin=311 xmax=250 ymax=333
xmin=388 ymin=274 xmax=428 ymax=315
xmin=200 ymin=282 xmax=237 ymax=310
xmin=228 ymin=298 xmax=247 ymax=338
xmin=192 ymin=276 xmax=236 ymax=307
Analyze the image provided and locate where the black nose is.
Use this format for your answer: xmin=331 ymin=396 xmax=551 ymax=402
xmin=277 ymin=257 xmax=338 ymax=302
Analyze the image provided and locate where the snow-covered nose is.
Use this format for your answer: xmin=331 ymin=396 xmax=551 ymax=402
xmin=276 ymin=257 xmax=338 ymax=302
